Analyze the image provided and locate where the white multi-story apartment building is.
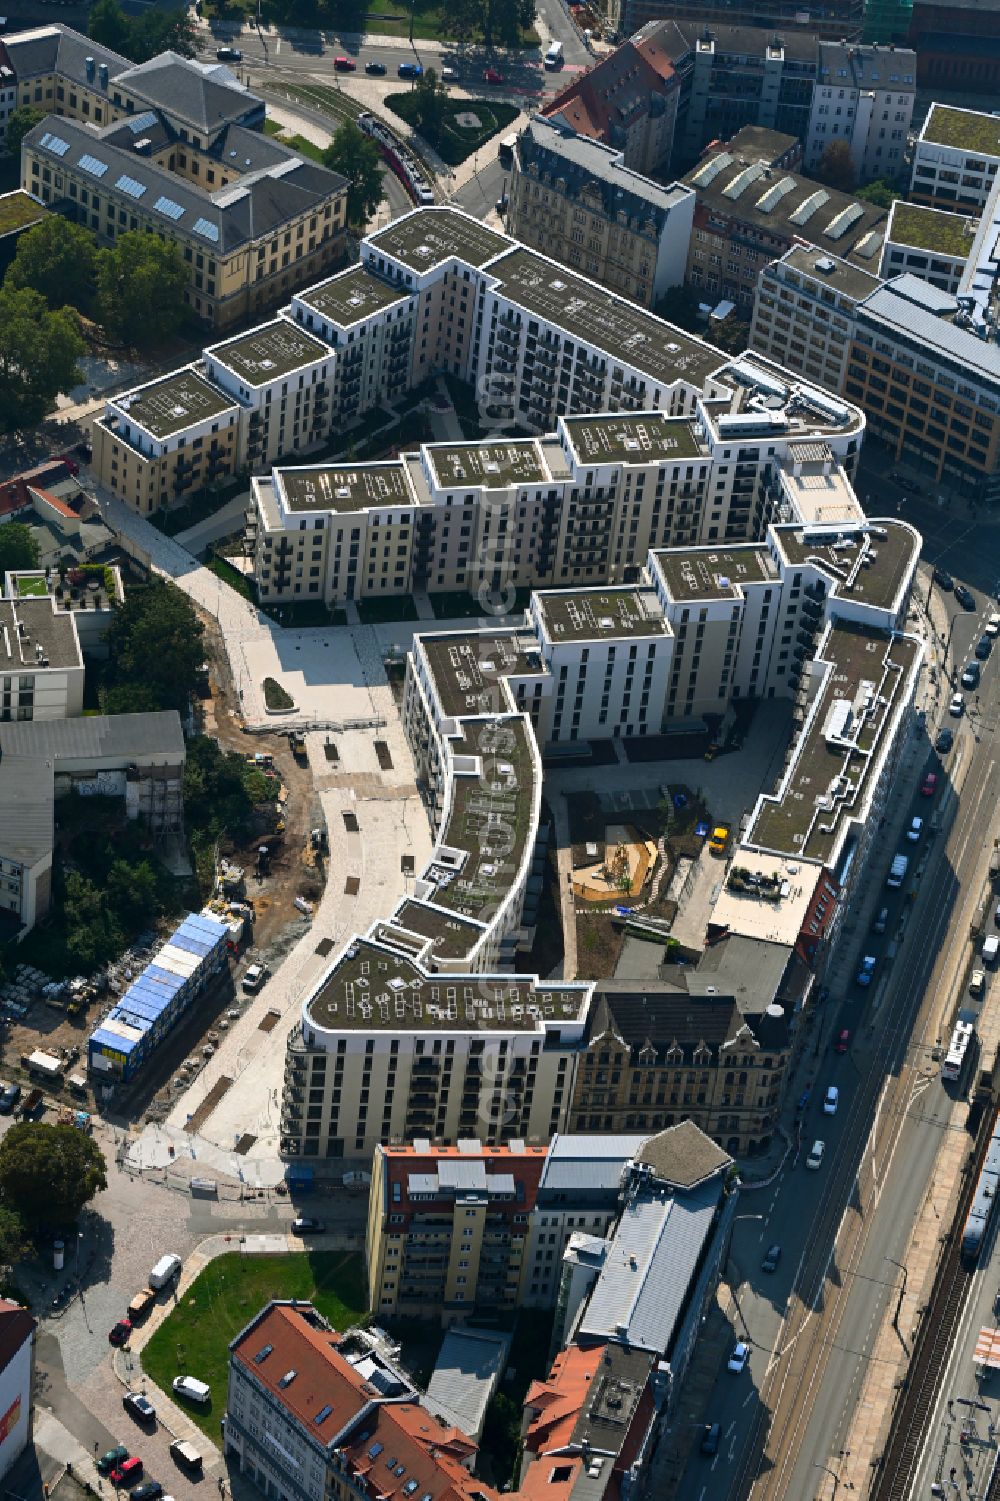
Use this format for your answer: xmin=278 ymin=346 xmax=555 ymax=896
xmin=910 ymin=103 xmax=1000 ymax=215
xmin=750 ymin=245 xmax=883 ymax=394
xmin=804 ymin=41 xmax=915 ymax=184
xmin=202 ymin=318 xmax=334 ymax=474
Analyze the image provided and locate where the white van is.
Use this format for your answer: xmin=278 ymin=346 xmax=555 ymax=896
xmin=169 ymin=1439 xmax=203 ymax=1472
xmin=173 ymin=1376 xmax=210 ymax=1405
xmin=887 ymin=854 xmax=908 ymax=889
xmin=149 ymin=1253 xmax=182 ymax=1290
xmin=984 ymin=935 xmax=1000 ymax=967
xmin=806 ymin=1139 xmax=826 ymax=1170
xmin=544 ymin=39 xmax=564 ymax=68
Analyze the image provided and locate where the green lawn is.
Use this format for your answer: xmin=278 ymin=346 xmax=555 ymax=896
xmin=207 ymin=553 xmax=255 ymax=601
xmin=357 ymin=594 xmax=420 ymax=624
xmin=386 ymin=94 xmax=519 ymax=166
xmin=15 ymin=575 xmax=48 ymax=597
xmin=431 ymin=587 xmax=530 ymax=620
xmin=141 ymin=1251 xmax=367 ymax=1436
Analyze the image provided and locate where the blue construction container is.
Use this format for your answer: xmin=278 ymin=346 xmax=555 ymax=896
xmin=88 ymin=911 xmax=229 ymax=1085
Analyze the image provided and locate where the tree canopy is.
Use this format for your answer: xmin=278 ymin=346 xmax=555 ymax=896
xmin=410 ymin=69 xmax=450 ymax=147
xmin=323 ymin=121 xmax=384 ymax=227
xmin=0 ymin=287 xmax=84 ymax=434
xmin=4 ymin=106 xmax=45 ymax=159
xmin=102 ymin=577 xmax=204 ymax=716
xmin=816 ymin=139 xmax=856 ymax=193
xmin=5 ymin=216 xmax=97 ymax=311
xmin=183 ymin=735 xmax=258 ymax=845
xmin=88 ymin=0 xmax=195 ymax=62
xmin=0 ymin=1123 xmax=107 ymax=1231
xmin=95 ymin=230 xmax=189 ymax=347
xmin=856 ymin=177 xmax=896 ymax=208
xmin=0 ymin=523 xmax=41 ymax=574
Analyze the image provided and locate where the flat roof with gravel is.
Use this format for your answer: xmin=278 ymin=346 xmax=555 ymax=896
xmin=748 ymin=621 xmax=920 ymax=864
xmin=298 ymin=264 xmax=413 ymax=326
xmin=562 ymin=413 xmax=705 ymax=466
xmin=419 ymin=630 xmax=547 ymax=719
xmin=921 ymin=103 xmax=1000 ymax=158
xmin=653 ymin=545 xmax=777 ymax=601
xmin=112 ymin=368 xmax=237 ymax=439
xmin=888 ymin=202 xmax=976 ymax=258
xmin=275 ymin=462 xmax=415 ymax=514
xmin=534 ymin=588 xmax=669 ymax=642
xmin=425 ymin=439 xmax=549 ymax=490
xmin=304 ymin=937 xmax=586 ymax=1032
xmin=367 ymin=208 xmax=512 ymax=273
xmin=206 ymin=319 xmax=331 ymax=385
xmin=487 ymin=247 xmax=723 ymax=389
xmin=773 ymin=519 xmax=918 ymax=613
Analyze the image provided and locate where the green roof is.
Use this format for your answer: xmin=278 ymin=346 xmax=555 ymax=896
xmin=368 ymin=208 xmax=511 ymax=273
xmin=888 ymin=202 xmax=975 ymax=258
xmin=277 ymin=461 xmax=414 ymax=514
xmin=922 ymin=104 xmax=1000 ymax=158
xmin=425 ymin=439 xmax=548 ymax=490
xmin=533 ymin=588 xmax=669 ymax=641
xmin=113 ymin=368 xmax=237 ymax=439
xmin=0 ymin=190 xmax=47 ymax=238
xmin=207 ymin=318 xmax=331 ymax=384
xmin=299 ymin=265 xmax=413 ymax=326
xmin=562 ymin=413 xmax=704 ymax=466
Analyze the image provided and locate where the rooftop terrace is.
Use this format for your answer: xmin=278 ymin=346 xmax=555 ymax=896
xmin=487 ymin=247 xmax=723 ymax=389
xmin=367 ymin=208 xmax=512 ymax=274
xmin=562 ymin=413 xmax=705 ymax=467
xmin=888 ymin=202 xmax=976 ymax=258
xmin=206 ymin=318 xmax=330 ymax=385
xmin=774 ymin=519 xmax=918 ymax=614
xmin=534 ymin=588 xmax=670 ymax=641
xmin=425 ymin=439 xmax=549 ymax=490
xmin=426 ymin=716 xmax=539 ymax=924
xmin=113 ymin=367 xmax=236 ymax=440
xmin=419 ymin=631 xmax=546 ymax=720
xmin=921 ymin=103 xmax=1000 ymax=157
xmin=653 ymin=545 xmax=776 ymax=601
xmin=276 ymin=462 xmax=414 ymax=515
xmin=748 ymin=620 xmax=921 ymax=864
xmin=303 ymin=937 xmax=585 ymax=1033
xmin=298 ymin=264 xmax=413 ymax=326
xmin=377 ymin=899 xmax=487 ymax=965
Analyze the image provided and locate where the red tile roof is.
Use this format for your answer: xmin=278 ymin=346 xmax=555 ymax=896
xmin=0 ymin=1300 xmax=35 ymax=1371
xmin=523 ymin=1345 xmax=604 ymax=1454
xmin=0 ymin=461 xmax=73 ymax=520
xmin=28 ymin=486 xmax=78 ymax=520
xmin=230 ymin=1303 xmax=378 ymax=1441
xmin=542 ymin=43 xmax=677 ymax=142
xmin=340 ymin=1400 xmax=492 ymax=1501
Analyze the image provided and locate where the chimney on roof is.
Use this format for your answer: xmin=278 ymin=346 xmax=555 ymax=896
xmin=98 ymin=61 xmax=108 ymax=89
xmin=85 ymin=55 xmax=95 ymax=81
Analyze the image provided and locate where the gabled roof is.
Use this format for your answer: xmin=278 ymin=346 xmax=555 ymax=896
xmin=0 ymin=1301 xmax=36 ymax=1370
xmin=542 ymin=37 xmax=678 ymax=143
xmin=0 ymin=23 xmax=129 ymax=90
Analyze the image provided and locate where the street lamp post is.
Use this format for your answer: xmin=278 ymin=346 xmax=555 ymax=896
xmin=813 ymin=1461 xmax=839 ymax=1497
xmin=886 ymin=1256 xmax=908 ymax=1335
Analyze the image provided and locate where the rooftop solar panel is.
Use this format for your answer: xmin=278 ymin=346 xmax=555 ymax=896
xmin=154 ymin=195 xmax=184 ymax=221
xmin=126 ymin=110 xmax=158 ymax=134
xmin=40 ymin=131 xmax=71 ymax=157
xmin=192 ymin=216 xmax=220 ymax=242
xmin=115 ymin=173 xmax=147 ymax=199
xmin=79 ymin=153 xmax=110 ymax=179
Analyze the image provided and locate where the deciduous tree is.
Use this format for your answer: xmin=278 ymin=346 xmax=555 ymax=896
xmin=322 ymin=120 xmax=384 ymax=227
xmin=95 ymin=231 xmax=189 ymax=347
xmin=102 ymin=577 xmax=204 ymax=715
xmin=5 ymin=216 xmax=96 ymax=311
xmin=816 ymin=139 xmax=856 ymax=192
xmin=4 ymin=106 xmax=46 ymax=159
xmin=0 ymin=1123 xmax=107 ymax=1232
xmin=0 ymin=523 xmax=40 ymax=574
xmin=411 ymin=68 xmax=449 ymax=146
xmin=0 ymin=287 xmax=84 ymax=433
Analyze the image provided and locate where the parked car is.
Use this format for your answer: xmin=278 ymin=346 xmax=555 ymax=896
xmin=0 ymin=1082 xmax=21 ymax=1114
xmin=921 ymin=772 xmax=938 ymax=797
xmin=700 ymin=1422 xmax=721 ymax=1455
xmin=215 ymin=46 xmax=241 ymax=60
xmin=856 ymin=955 xmax=877 ymax=987
xmin=835 ymin=1029 xmax=850 ymax=1054
xmin=955 ymin=583 xmax=976 ymax=610
xmin=291 ymin=1217 xmax=326 ymax=1234
xmin=242 ymin=963 xmax=268 ymax=995
xmin=962 ymin=662 xmax=980 ymax=689
xmin=823 ymin=1086 xmax=839 ymax=1115
xmin=365 ymin=59 xmax=387 ymax=74
xmin=949 ymin=693 xmax=965 ymax=717
xmin=936 ymin=727 xmax=954 ymax=754
xmin=397 ymin=61 xmax=422 ymax=77
xmin=806 ymin=1139 xmax=826 ymax=1170
xmin=976 ymin=634 xmax=993 ymax=660
xmin=109 ymin=1319 xmax=133 ymax=1346
xmin=123 ymin=1391 xmax=156 ymax=1423
xmin=172 ymin=1377 xmax=210 ymax=1405
xmin=129 ymin=1485 xmax=163 ymax=1501
xmin=727 ymin=1341 xmax=749 ymax=1373
xmin=97 ymin=1446 xmax=129 ymax=1476
xmin=970 ymin=969 xmax=985 ymax=997
xmin=110 ymin=1458 xmax=143 ymax=1486
xmin=986 ymin=613 xmax=1000 ymax=638
xmin=932 ymin=568 xmax=953 ymax=591
xmin=334 ymin=55 xmax=356 ymax=70
xmin=873 ymin=907 xmax=889 ymax=935
xmin=482 ymin=66 xmax=506 ymax=83
xmin=906 ymin=816 xmax=923 ymax=842
xmin=761 ymin=1244 xmax=781 ymax=1273
xmin=440 ymin=64 xmax=457 ymax=79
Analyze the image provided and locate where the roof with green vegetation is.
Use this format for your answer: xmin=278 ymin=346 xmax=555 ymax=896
xmin=562 ymin=413 xmax=705 ymax=466
xmin=417 ymin=630 xmax=547 ymax=719
xmin=297 ymin=264 xmax=413 ymax=326
xmin=424 ymin=439 xmax=549 ymax=490
xmin=748 ymin=621 xmax=921 ymax=865
xmin=367 ymin=207 xmax=512 ymax=273
xmin=652 ymin=544 xmax=777 ymax=601
xmin=206 ymin=318 xmax=331 ymax=384
xmin=275 ymin=462 xmax=415 ymax=514
xmin=533 ymin=588 xmax=670 ymax=641
xmin=0 ymin=189 xmax=47 ymax=238
xmin=375 ymin=900 xmax=487 ymax=964
xmin=888 ymin=202 xmax=976 ymax=258
xmin=773 ymin=519 xmax=918 ymax=613
xmin=110 ymin=368 xmax=238 ymax=439
xmin=303 ymin=936 xmax=587 ymax=1032
xmin=921 ymin=104 xmax=1000 ymax=157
